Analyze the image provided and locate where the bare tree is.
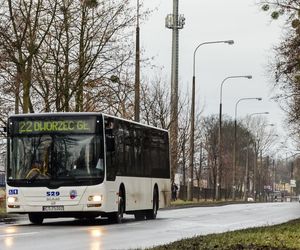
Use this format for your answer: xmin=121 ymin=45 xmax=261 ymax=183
xmin=177 ymin=106 xmax=190 ymax=200
xmin=140 ymin=75 xmax=170 ymax=129
xmin=243 ymin=115 xmax=278 ymax=199
xmin=260 ymin=1 xmax=300 ymax=141
xmin=0 ymin=0 xmax=58 ymax=113
xmin=244 ymin=115 xmax=278 ymax=153
xmin=201 ymin=115 xmax=219 ymax=197
xmin=0 ymin=0 xmax=139 ymax=115
xmin=31 ymin=0 xmax=136 ymax=113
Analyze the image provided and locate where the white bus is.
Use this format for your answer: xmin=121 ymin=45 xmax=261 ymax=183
xmin=6 ymin=113 xmax=171 ymax=224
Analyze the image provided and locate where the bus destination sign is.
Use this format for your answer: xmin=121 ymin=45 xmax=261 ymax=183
xmin=11 ymin=118 xmax=96 ymax=134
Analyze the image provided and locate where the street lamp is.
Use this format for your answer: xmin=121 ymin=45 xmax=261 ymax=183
xmin=232 ymin=97 xmax=262 ymax=200
xmin=247 ymin=111 xmax=269 ymax=201
xmin=249 ymin=112 xmax=269 ymax=117
xmin=187 ymin=39 xmax=234 ymax=201
xmin=270 ymin=134 xmax=279 ymax=195
xmin=216 ymin=75 xmax=252 ymax=200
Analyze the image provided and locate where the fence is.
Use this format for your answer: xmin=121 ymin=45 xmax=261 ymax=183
xmin=178 ymin=185 xmax=242 ymax=200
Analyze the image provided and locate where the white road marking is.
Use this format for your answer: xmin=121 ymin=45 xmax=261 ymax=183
xmin=0 ymin=232 xmax=38 ymax=238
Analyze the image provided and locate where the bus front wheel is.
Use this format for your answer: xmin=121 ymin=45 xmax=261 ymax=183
xmin=108 ymin=197 xmax=124 ymax=223
xmin=28 ymin=213 xmax=44 ymax=225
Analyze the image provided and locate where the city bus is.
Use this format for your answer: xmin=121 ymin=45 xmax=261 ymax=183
xmin=5 ymin=113 xmax=171 ymax=224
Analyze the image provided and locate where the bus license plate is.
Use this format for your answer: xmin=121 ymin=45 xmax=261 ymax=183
xmin=43 ymin=206 xmax=64 ymax=212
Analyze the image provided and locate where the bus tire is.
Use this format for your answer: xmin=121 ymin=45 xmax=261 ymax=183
xmin=108 ymin=197 xmax=124 ymax=224
xmin=28 ymin=213 xmax=44 ymax=225
xmin=146 ymin=188 xmax=158 ymax=220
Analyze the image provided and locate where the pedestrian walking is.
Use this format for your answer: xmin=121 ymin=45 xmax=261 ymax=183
xmin=172 ymin=182 xmax=178 ymax=201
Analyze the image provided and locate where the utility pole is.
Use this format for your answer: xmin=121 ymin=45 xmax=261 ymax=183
xmin=180 ymin=127 xmax=187 ymax=200
xmin=198 ymin=142 xmax=203 ymax=201
xmin=243 ymin=136 xmax=250 ymax=201
xmin=166 ymin=0 xmax=185 ymax=181
xmin=272 ymin=158 xmax=275 ymax=192
xmin=253 ymin=140 xmax=259 ymax=201
xmin=134 ymin=0 xmax=140 ymax=122
xmin=182 ymin=135 xmax=186 ymax=200
xmin=291 ymin=161 xmax=294 ymax=197
xmin=259 ymin=149 xmax=263 ymax=201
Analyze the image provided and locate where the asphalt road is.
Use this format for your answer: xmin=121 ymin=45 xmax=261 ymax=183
xmin=1 ymin=202 xmax=300 ymax=250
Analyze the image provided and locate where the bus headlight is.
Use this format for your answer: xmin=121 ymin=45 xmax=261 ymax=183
xmin=7 ymin=196 xmax=18 ymax=203
xmin=88 ymin=195 xmax=102 ymax=202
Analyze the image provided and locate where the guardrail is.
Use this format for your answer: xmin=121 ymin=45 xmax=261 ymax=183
xmin=285 ymin=196 xmax=299 ymax=202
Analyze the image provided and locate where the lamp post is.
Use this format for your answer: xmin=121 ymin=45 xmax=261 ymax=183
xmin=272 ymin=158 xmax=276 ymax=196
xmin=216 ymin=75 xmax=252 ymax=200
xmin=247 ymin=111 xmax=269 ymax=201
xmin=244 ymin=112 xmax=270 ymax=201
xmin=187 ymin=39 xmax=234 ymax=201
xmin=269 ymin=135 xmax=278 ymax=198
xmin=232 ymin=97 xmax=262 ymax=200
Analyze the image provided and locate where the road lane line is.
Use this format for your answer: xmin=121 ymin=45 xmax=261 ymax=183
xmin=0 ymin=232 xmax=38 ymax=238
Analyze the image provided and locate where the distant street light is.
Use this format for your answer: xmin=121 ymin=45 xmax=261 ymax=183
xmin=247 ymin=111 xmax=269 ymax=201
xmin=188 ymin=39 xmax=234 ymax=201
xmin=216 ymin=75 xmax=252 ymax=200
xmin=249 ymin=112 xmax=269 ymax=117
xmin=232 ymin=97 xmax=262 ymax=200
xmin=269 ymin=134 xmax=278 ymax=196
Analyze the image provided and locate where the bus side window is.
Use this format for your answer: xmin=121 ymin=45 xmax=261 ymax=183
xmin=105 ymin=118 xmax=117 ymax=181
xmin=116 ymin=122 xmax=125 ymax=176
xmin=105 ymin=128 xmax=115 ymax=152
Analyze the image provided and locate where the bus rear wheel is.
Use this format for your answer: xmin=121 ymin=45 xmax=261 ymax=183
xmin=146 ymin=189 xmax=158 ymax=220
xmin=28 ymin=213 xmax=44 ymax=225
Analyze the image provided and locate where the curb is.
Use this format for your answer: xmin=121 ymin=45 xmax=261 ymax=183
xmin=161 ymin=201 xmax=256 ymax=210
xmin=0 ymin=214 xmax=26 ymax=224
xmin=0 ymin=217 xmax=17 ymax=224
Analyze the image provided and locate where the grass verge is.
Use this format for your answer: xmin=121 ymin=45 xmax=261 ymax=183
xmin=170 ymin=199 xmax=245 ymax=208
xmin=146 ymin=219 xmax=300 ymax=250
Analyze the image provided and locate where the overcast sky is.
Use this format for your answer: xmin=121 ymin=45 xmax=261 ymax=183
xmin=140 ymin=0 xmax=287 ymax=142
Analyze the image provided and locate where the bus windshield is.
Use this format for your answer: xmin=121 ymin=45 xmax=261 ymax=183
xmin=8 ymin=134 xmax=104 ymax=187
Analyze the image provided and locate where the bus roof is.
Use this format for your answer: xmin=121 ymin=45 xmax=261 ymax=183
xmin=8 ymin=112 xmax=168 ymax=133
